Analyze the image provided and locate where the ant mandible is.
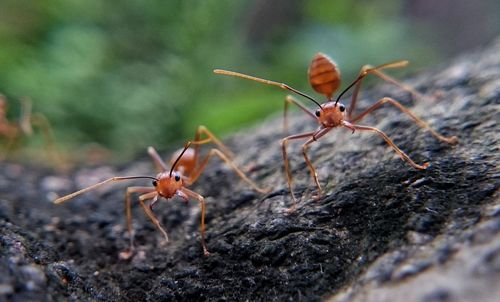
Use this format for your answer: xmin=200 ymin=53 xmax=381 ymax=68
xmin=0 ymin=94 xmax=56 ymax=161
xmin=214 ymin=53 xmax=458 ymax=210
xmin=54 ymin=126 xmax=268 ymax=258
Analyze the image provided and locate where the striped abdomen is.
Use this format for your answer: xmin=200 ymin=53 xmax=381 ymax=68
xmin=308 ymin=53 xmax=341 ymax=100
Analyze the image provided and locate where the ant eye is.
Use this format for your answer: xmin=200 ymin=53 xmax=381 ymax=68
xmin=339 ymin=105 xmax=346 ymax=112
xmin=315 ymin=110 xmax=321 ymax=117
xmin=175 ymin=175 xmax=181 ymax=182
xmin=152 ymin=180 xmax=158 ymax=187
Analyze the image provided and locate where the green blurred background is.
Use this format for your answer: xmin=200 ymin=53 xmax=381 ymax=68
xmin=0 ymin=0 xmax=498 ymax=163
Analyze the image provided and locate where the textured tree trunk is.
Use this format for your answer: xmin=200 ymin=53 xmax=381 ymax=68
xmin=0 ymin=38 xmax=498 ymax=302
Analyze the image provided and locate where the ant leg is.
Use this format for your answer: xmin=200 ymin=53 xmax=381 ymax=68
xmin=138 ymin=192 xmax=169 ymax=243
xmin=18 ymin=98 xmax=33 ymax=135
xmin=284 ymin=95 xmax=317 ymax=135
xmin=347 ymin=61 xmax=424 ymax=120
xmin=30 ymin=113 xmax=60 ymax=162
xmin=192 ymin=125 xmax=234 ymax=173
xmin=124 ymin=186 xmax=155 ymax=254
xmin=349 ymin=97 xmax=458 ymax=144
xmin=301 ymin=127 xmax=332 ymax=196
xmin=347 ymin=66 xmax=366 ymax=120
xmin=185 ymin=148 xmax=269 ymax=194
xmin=343 ymin=121 xmax=429 ymax=170
xmin=18 ymin=98 xmax=61 ymax=165
xmin=368 ymin=67 xmax=425 ymax=100
xmin=148 ymin=146 xmax=169 ymax=172
xmin=281 ymin=131 xmax=317 ymax=211
xmin=179 ymin=187 xmax=209 ymax=256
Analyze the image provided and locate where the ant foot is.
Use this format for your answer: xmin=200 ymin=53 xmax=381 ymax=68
xmin=203 ymin=249 xmax=211 ymax=256
xmin=422 ymin=162 xmax=430 ymax=169
xmin=285 ymin=205 xmax=297 ymax=214
xmin=312 ymin=193 xmax=323 ymax=201
xmin=119 ymin=249 xmax=134 ymax=260
xmin=447 ymin=136 xmax=459 ymax=145
xmin=258 ymin=187 xmax=272 ymax=194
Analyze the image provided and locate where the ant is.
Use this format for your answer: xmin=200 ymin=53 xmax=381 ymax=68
xmin=0 ymin=94 xmax=56 ymax=161
xmin=54 ymin=126 xmax=268 ymax=258
xmin=214 ymin=53 xmax=458 ymax=210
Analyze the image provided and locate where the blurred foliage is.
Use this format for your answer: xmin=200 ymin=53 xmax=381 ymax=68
xmin=0 ymin=0 xmax=498 ymax=163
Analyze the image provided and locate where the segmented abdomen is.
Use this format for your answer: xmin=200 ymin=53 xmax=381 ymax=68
xmin=308 ymin=53 xmax=341 ymax=100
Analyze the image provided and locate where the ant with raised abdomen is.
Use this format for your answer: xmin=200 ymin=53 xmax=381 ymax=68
xmin=0 ymin=94 xmax=56 ymax=161
xmin=54 ymin=126 xmax=268 ymax=258
xmin=214 ymin=53 xmax=458 ymax=210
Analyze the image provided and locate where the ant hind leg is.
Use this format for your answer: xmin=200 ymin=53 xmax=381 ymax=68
xmin=349 ymin=97 xmax=458 ymax=144
xmin=186 ymin=148 xmax=269 ymax=194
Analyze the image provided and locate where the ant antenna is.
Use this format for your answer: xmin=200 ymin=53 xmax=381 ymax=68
xmin=214 ymin=69 xmax=323 ymax=110
xmin=120 ymin=176 xmax=159 ymax=181
xmin=170 ymin=141 xmax=192 ymax=177
xmin=54 ymin=176 xmax=159 ymax=204
xmin=335 ymin=75 xmax=363 ymax=106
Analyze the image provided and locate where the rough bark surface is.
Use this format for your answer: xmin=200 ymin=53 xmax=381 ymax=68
xmin=0 ymin=39 xmax=499 ymax=302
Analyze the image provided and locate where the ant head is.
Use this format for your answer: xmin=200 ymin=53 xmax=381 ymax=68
xmin=149 ymin=141 xmax=191 ymax=198
xmin=153 ymin=171 xmax=183 ymax=198
xmin=315 ymin=102 xmax=346 ymax=127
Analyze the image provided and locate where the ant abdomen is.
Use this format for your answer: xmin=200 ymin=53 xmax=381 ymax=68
xmin=308 ymin=53 xmax=341 ymax=99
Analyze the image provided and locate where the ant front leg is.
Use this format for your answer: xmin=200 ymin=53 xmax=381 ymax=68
xmin=343 ymin=121 xmax=429 ymax=170
xmin=185 ymin=148 xmax=269 ymax=194
xmin=301 ymin=127 xmax=332 ymax=197
xmin=284 ymin=95 xmax=317 ymax=135
xmin=123 ymin=186 xmax=156 ymax=257
xmin=349 ymin=97 xmax=458 ymax=144
xmin=179 ymin=187 xmax=209 ymax=256
xmin=281 ymin=131 xmax=316 ymax=211
xmin=138 ymin=192 xmax=169 ymax=244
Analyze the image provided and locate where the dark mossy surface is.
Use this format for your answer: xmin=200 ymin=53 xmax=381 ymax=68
xmin=1 ymin=39 xmax=499 ymax=302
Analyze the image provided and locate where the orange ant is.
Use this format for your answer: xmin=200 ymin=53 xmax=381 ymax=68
xmin=0 ymin=94 xmax=56 ymax=161
xmin=214 ymin=53 xmax=458 ymax=210
xmin=54 ymin=126 xmax=268 ymax=258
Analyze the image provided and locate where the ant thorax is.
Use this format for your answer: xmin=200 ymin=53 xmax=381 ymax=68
xmin=154 ymin=171 xmax=184 ymax=198
xmin=316 ymin=101 xmax=346 ymax=128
